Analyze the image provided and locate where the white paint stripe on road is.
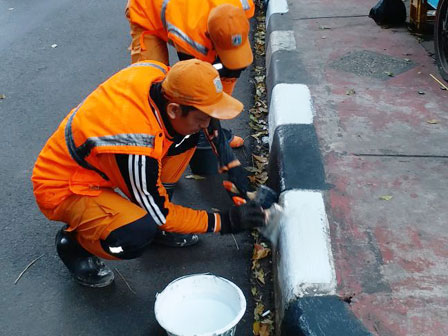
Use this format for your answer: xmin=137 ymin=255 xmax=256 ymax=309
xmin=269 ymin=83 xmax=314 ymax=146
xmin=266 ymin=0 xmax=289 ymax=28
xmin=277 ymin=190 xmax=336 ymax=307
xmin=266 ymin=30 xmax=296 ymax=74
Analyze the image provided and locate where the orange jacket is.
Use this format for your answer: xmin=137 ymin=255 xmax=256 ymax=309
xmin=127 ymin=0 xmax=255 ymax=63
xmin=31 ymin=61 xmax=220 ymax=234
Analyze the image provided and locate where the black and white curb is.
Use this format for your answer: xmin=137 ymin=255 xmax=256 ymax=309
xmin=265 ymin=1 xmax=371 ymax=335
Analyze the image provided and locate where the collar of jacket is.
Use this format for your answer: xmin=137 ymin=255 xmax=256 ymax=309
xmin=149 ymin=82 xmax=186 ymax=144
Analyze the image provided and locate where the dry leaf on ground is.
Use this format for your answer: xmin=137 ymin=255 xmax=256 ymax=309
xmin=252 ymin=243 xmax=271 ymax=260
xmin=184 ymin=174 xmax=205 ymax=180
xmin=426 ymin=119 xmax=439 ymax=124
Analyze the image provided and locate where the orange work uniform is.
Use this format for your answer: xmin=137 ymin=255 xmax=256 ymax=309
xmin=125 ymin=0 xmax=255 ymax=94
xmin=31 ymin=61 xmax=224 ymax=259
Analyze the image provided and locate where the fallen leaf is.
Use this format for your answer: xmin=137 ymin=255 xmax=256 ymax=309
xmin=252 ymin=243 xmax=271 ymax=260
xmin=254 ymin=268 xmax=265 ymax=284
xmin=426 ymin=119 xmax=439 ymax=124
xmin=245 ymin=166 xmax=261 ymax=173
xmin=254 ymin=302 xmax=264 ymax=319
xmin=185 ymin=174 xmax=205 ymax=180
xmin=253 ymin=154 xmax=268 ymax=163
xmin=252 ymin=259 xmax=259 ymax=270
xmin=259 ymin=324 xmax=271 ymax=336
xmin=251 ymin=286 xmax=258 ymax=296
xmin=253 ymin=321 xmax=260 ymax=335
xmin=379 ymin=195 xmax=393 ymax=201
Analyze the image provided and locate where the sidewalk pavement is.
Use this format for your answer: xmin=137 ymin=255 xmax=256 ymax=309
xmin=265 ymin=0 xmax=448 ymax=335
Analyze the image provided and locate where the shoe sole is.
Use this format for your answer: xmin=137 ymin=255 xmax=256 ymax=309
xmin=75 ymin=274 xmax=115 ymax=288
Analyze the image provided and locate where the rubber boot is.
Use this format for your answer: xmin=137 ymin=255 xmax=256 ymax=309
xmin=153 ymin=230 xmax=199 ymax=247
xmin=55 ymin=228 xmax=114 ymax=288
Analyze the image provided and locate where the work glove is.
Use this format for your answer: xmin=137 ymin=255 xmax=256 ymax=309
xmin=227 ymin=165 xmax=249 ymax=195
xmin=221 ymin=201 xmax=266 ymax=234
xmin=223 ymin=165 xmax=255 ymax=206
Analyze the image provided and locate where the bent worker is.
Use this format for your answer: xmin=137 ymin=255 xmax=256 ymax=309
xmin=31 ymin=59 xmax=266 ymax=288
xmin=125 ymin=0 xmax=255 ymax=148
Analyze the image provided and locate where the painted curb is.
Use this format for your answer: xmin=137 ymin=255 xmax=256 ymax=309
xmin=265 ymin=1 xmax=372 ymax=335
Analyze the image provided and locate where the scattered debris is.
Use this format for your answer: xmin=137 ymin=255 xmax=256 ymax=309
xmin=384 ymin=71 xmax=394 ymax=77
xmin=231 ymin=234 xmax=240 ymax=250
xmin=379 ymin=195 xmax=393 ymax=201
xmin=429 ymin=73 xmax=448 ymax=91
xmin=184 ymin=174 xmax=205 ymax=180
xmin=319 ymin=25 xmax=331 ymax=30
xmin=346 ymin=88 xmax=356 ymax=95
xmin=114 ymin=267 xmax=136 ymax=294
xmin=14 ymin=254 xmax=45 ymax=285
xmin=262 ymin=310 xmax=271 ymax=317
xmin=0 ymin=94 xmax=6 ymax=100
xmin=426 ymin=119 xmax=439 ymax=124
xmin=418 ymin=91 xmax=425 ymax=95
xmin=249 ymin=2 xmax=275 ymax=335
xmin=51 ymin=44 xmax=58 ymax=48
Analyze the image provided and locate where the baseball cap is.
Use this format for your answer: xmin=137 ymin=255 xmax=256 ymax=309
xmin=162 ymin=59 xmax=244 ymax=120
xmin=207 ymin=4 xmax=253 ymax=70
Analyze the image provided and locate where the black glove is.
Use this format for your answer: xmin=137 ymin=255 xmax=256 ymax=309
xmin=221 ymin=201 xmax=265 ymax=234
xmin=227 ymin=165 xmax=249 ymax=197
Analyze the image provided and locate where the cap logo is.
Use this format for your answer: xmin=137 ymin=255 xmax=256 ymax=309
xmin=231 ymin=34 xmax=242 ymax=47
xmin=213 ymin=76 xmax=223 ymax=93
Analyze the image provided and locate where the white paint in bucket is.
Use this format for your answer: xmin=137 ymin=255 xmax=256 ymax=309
xmin=155 ymin=274 xmax=246 ymax=336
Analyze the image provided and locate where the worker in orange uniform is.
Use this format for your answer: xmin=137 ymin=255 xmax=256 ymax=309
xmin=31 ymin=59 xmax=265 ymax=288
xmin=125 ymin=0 xmax=255 ymax=148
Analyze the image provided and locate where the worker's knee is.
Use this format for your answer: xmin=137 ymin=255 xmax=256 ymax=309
xmin=100 ymin=214 xmax=158 ymax=259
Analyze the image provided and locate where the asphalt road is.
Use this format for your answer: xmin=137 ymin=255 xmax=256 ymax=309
xmin=0 ymin=1 xmax=257 ymax=335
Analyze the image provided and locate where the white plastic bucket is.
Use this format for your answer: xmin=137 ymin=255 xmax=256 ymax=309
xmin=154 ymin=274 xmax=246 ymax=336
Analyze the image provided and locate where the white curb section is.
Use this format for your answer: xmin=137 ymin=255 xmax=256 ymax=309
xmin=268 ymin=83 xmax=314 ymax=146
xmin=277 ymin=190 xmax=337 ymax=308
xmin=266 ymin=0 xmax=289 ymax=28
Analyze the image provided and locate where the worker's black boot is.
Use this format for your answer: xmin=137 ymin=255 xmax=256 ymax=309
xmin=55 ymin=228 xmax=114 ymax=288
xmin=153 ymin=230 xmax=199 ymax=247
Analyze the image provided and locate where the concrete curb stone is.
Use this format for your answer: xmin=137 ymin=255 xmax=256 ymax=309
xmin=265 ymin=1 xmax=372 ymax=335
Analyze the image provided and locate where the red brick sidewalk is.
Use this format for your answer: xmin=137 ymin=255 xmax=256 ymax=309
xmin=289 ymin=1 xmax=448 ymax=334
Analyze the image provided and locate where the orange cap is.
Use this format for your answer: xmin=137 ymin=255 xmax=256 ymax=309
xmin=162 ymin=59 xmax=244 ymax=119
xmin=207 ymin=4 xmax=253 ymax=70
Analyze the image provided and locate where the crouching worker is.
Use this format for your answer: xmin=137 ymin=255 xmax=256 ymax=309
xmin=31 ymin=59 xmax=265 ymax=288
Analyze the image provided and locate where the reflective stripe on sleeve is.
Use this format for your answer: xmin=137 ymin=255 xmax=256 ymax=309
xmin=240 ymin=0 xmax=250 ymax=10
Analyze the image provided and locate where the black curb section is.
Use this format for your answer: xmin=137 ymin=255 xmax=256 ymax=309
xmin=267 ymin=124 xmax=328 ymax=193
xmin=281 ymin=296 xmax=371 ymax=336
